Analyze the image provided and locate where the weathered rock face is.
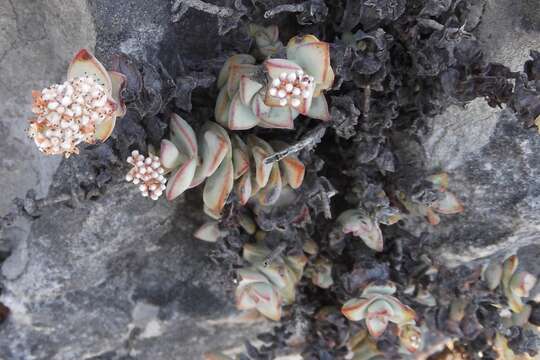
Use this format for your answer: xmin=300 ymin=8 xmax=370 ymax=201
xmin=0 ymin=183 xmax=269 ymax=359
xmin=415 ymin=0 xmax=540 ymax=268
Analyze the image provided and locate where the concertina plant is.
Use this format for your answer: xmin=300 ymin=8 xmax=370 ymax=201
xmin=235 ymin=241 xmax=307 ymax=321
xmin=215 ymin=31 xmax=334 ymax=130
xmin=341 ymin=282 xmax=422 ymax=354
xmin=156 ymin=113 xmax=306 ymax=218
xmin=27 ymin=49 xmax=126 ymax=157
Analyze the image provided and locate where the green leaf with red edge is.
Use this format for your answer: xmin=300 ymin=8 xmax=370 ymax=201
xmin=165 ymin=157 xmax=197 ymax=200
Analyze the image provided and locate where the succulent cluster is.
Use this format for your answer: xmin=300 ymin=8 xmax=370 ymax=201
xmin=397 ymin=173 xmax=464 ymax=225
xmin=215 ymin=32 xmax=334 ymax=130
xmin=28 ymin=49 xmax=126 ymax=157
xmin=483 ymin=255 xmax=538 ymax=322
xmin=342 ymin=282 xmax=422 ymax=353
xmin=235 ymin=242 xmax=307 ymax=321
xmin=159 ymin=114 xmax=306 ymax=218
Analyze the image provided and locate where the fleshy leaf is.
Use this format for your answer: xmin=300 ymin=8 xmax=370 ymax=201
xmin=252 ymin=146 xmax=273 ymax=188
xmin=67 ymin=49 xmax=112 ymax=93
xmin=190 ymin=123 xmax=230 ymax=187
xmin=509 ymin=271 xmax=537 ymax=298
xmin=214 ymin=86 xmax=231 ymax=127
xmin=109 ymin=71 xmax=127 ymax=117
xmin=237 ymin=268 xmax=270 ymax=285
xmin=310 ymin=258 xmax=334 ymax=289
xmin=338 ymin=210 xmax=384 ymax=252
xmin=217 ymin=54 xmax=255 ymax=89
xmin=238 ymin=213 xmax=256 ymax=235
xmin=264 ymin=59 xmax=302 ymax=80
xmin=227 ymin=63 xmax=259 ymax=98
xmin=228 ymin=93 xmax=259 ymax=130
xmin=342 ymin=298 xmax=373 ymax=321
xmin=160 ymin=139 xmax=183 ymax=170
xmin=239 ymin=76 xmax=263 ymax=105
xmin=165 ymin=158 xmax=197 ymax=200
xmin=502 ymin=255 xmax=519 ymax=291
xmin=306 ymin=95 xmax=331 ymax=121
xmin=366 ymin=317 xmax=389 ymax=338
xmin=231 ymin=135 xmax=250 ymax=179
xmin=287 ymin=41 xmax=331 ymax=86
xmin=258 ymin=107 xmax=295 ymax=129
xmin=251 ymin=92 xmax=271 ymax=119
xmin=399 ymin=324 xmax=422 ymax=353
xmin=482 ymin=260 xmax=503 ymax=290
xmin=362 ymin=282 xmax=397 ymax=297
xmin=248 ymin=282 xmax=281 ymax=321
xmin=385 ymin=297 xmax=417 ymax=324
xmin=194 ymin=221 xmax=223 ymax=242
xmin=94 ymin=114 xmax=117 ymax=142
xmin=432 ymin=191 xmax=464 ymax=214
xmin=203 ymin=158 xmax=234 ymax=217
xmin=236 ymin=172 xmax=252 ymax=205
xmin=243 ymin=242 xmax=269 ymax=264
xmin=257 ymin=163 xmax=282 ymax=206
xmin=170 ymin=113 xmax=198 ymax=158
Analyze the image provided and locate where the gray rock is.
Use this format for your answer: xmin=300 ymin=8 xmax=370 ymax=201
xmin=0 ymin=0 xmax=96 ymax=216
xmin=0 ymin=184 xmax=269 ymax=359
xmin=414 ymin=0 xmax=540 ymax=266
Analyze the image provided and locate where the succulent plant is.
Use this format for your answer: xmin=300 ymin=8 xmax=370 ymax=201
xmin=247 ymin=24 xmax=283 ymax=58
xmin=215 ymin=32 xmax=334 ymax=130
xmin=347 ymin=330 xmax=384 ymax=360
xmin=160 ymin=114 xmax=306 ymax=218
xmin=306 ymin=257 xmax=334 ymax=289
xmin=124 ymin=150 xmax=167 ymax=200
xmin=482 ymin=255 xmax=537 ymax=314
xmin=397 ymin=173 xmax=464 ymax=225
xmin=334 ymin=209 xmax=385 ymax=252
xmin=341 ymin=282 xmax=417 ymax=339
xmin=28 ymin=49 xmax=126 ymax=157
xmin=235 ymin=242 xmax=307 ymax=321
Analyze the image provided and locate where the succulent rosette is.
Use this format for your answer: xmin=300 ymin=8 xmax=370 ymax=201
xmin=335 ymin=209 xmax=384 ymax=252
xmin=482 ymin=255 xmax=537 ymax=314
xmin=160 ymin=114 xmax=306 ymax=218
xmin=215 ymin=34 xmax=334 ymax=130
xmin=235 ymin=242 xmax=307 ymax=321
xmin=341 ymin=282 xmax=416 ymax=338
xmin=397 ymin=172 xmax=464 ymax=225
xmin=28 ymin=49 xmax=126 ymax=157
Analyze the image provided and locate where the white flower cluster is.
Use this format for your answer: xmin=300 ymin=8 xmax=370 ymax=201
xmin=125 ymin=150 xmax=167 ymax=200
xmin=268 ymin=70 xmax=315 ymax=108
xmin=28 ymin=76 xmax=115 ymax=157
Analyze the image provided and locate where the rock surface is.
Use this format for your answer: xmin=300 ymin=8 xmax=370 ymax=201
xmin=417 ymin=0 xmax=540 ymax=267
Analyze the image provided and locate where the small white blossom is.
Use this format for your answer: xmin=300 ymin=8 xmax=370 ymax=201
xmin=268 ymin=70 xmax=314 ymax=109
xmin=28 ymin=76 xmax=116 ymax=157
xmin=125 ymin=151 xmax=167 ymax=200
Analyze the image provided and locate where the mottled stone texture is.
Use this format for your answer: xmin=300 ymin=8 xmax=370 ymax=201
xmin=0 ymin=184 xmax=269 ymax=359
xmin=416 ymin=0 xmax=540 ymax=267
